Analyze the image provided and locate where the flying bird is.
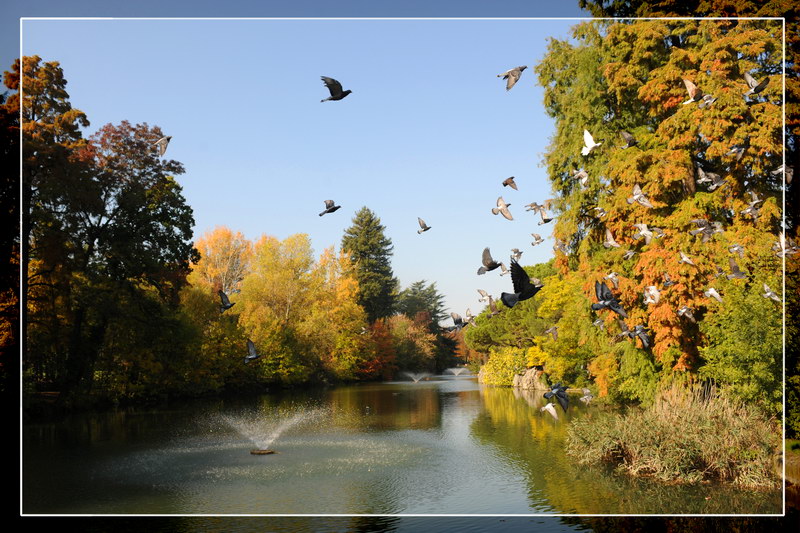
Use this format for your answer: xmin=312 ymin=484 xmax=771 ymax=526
xmin=632 ymin=223 xmax=654 ymax=245
xmin=582 ymin=129 xmax=603 ymax=156
xmin=320 ymin=76 xmax=352 ymax=102
xmin=244 ymin=339 xmax=261 ymax=364
xmin=487 ymin=296 xmax=501 ymax=317
xmin=500 ymin=260 xmax=543 ymax=308
xmin=762 ymin=283 xmax=780 ymax=302
xmin=218 ymin=290 xmax=235 ymax=312
xmin=537 ymin=209 xmax=554 ymax=225
xmin=689 ymin=219 xmax=723 ymax=242
xmin=698 ymin=94 xmax=717 ymax=109
xmin=492 ymin=197 xmax=514 ymax=220
xmin=644 ymin=285 xmax=660 ymax=305
xmin=531 ymin=233 xmax=544 ymax=246
xmin=728 ymin=244 xmax=745 ymax=258
xmin=774 ymin=234 xmax=800 ymax=257
xmin=573 ymin=168 xmax=589 ymax=188
xmin=544 ymin=326 xmax=558 ymax=341
xmin=630 ymin=325 xmax=652 ymax=348
xmin=477 ymin=288 xmax=491 ymax=302
xmin=580 ymin=388 xmax=594 ymax=404
xmin=593 ymin=206 xmax=607 ymax=218
xmin=627 ymin=184 xmax=653 ymax=208
xmin=620 ymin=130 xmax=637 ymax=148
xmin=498 ymin=65 xmax=527 ymax=91
xmin=726 ymin=140 xmax=747 ymax=161
xmin=449 ymin=312 xmax=465 ymax=331
xmin=677 ymin=306 xmax=696 ymax=323
xmin=510 ymin=248 xmax=523 ymax=262
xmin=319 ymin=199 xmax=341 ymax=216
xmin=502 ymin=176 xmax=518 ymax=190
xmin=771 ymin=164 xmax=793 ymax=184
xmin=604 ymin=272 xmax=620 ymax=290
xmin=696 ymin=166 xmax=727 ymax=191
xmin=477 ymin=248 xmax=503 ymax=275
xmin=662 ymin=272 xmax=676 ymax=288
xmin=154 ymin=135 xmax=172 ymax=157
xmin=554 ymin=239 xmax=570 ymax=255
xmin=592 ymin=280 xmax=628 ymax=317
xmin=604 ymin=228 xmax=621 ymax=248
xmin=499 ymin=262 xmax=510 ymax=276
xmin=743 ymin=72 xmax=769 ymax=97
xmin=540 ymin=402 xmax=559 ymax=421
xmin=417 ymin=217 xmax=431 ymax=234
xmin=740 ymin=201 xmax=760 ymax=221
xmin=623 ymin=250 xmax=637 ymax=260
xmin=592 ymin=318 xmax=605 ymax=329
xmin=704 ymin=287 xmax=723 ymax=303
xmin=726 ymin=257 xmax=747 ymax=280
xmin=544 ymin=383 xmax=569 ymax=412
xmin=679 ymin=251 xmax=696 ymax=266
xmin=682 ymin=78 xmax=703 ymax=104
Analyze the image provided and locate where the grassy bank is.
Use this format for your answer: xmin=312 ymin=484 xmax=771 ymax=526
xmin=566 ymin=384 xmax=781 ymax=489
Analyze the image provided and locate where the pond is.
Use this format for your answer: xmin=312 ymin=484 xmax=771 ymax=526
xmin=22 ymin=375 xmax=781 ymax=517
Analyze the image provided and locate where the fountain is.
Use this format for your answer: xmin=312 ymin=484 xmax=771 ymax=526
xmin=445 ymin=367 xmax=470 ymax=376
xmin=219 ymin=406 xmax=327 ymax=455
xmin=401 ymin=371 xmax=431 ymax=383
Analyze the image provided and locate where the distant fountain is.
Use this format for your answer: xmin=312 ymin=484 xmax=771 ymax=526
xmin=220 ymin=406 xmax=327 ymax=455
xmin=402 ymin=371 xmax=431 ymax=383
xmin=446 ymin=367 xmax=470 ymax=376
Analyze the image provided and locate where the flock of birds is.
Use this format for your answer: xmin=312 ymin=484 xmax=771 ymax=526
xmin=150 ymin=64 xmax=793 ymax=416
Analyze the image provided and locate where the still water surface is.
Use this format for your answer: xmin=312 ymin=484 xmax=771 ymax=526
xmin=23 ymin=376 xmax=781 ymax=516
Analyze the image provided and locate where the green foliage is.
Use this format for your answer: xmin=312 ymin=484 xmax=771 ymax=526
xmin=341 ymin=207 xmax=398 ymax=323
xmin=478 ymin=346 xmax=528 ymax=386
xmin=396 ymin=280 xmax=447 ymax=324
xmin=698 ymin=277 xmax=782 ymax=416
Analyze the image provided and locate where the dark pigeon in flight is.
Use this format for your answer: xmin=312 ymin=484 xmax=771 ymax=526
xmin=319 ymin=199 xmax=341 ymax=216
xmin=320 ymin=76 xmax=352 ymax=102
xmin=498 ymin=65 xmax=527 ymax=91
xmin=591 ymin=280 xmax=627 ymax=317
xmin=244 ymin=339 xmax=261 ymax=364
xmin=218 ymin=290 xmax=235 ymax=312
xmin=726 ymin=257 xmax=747 ymax=280
xmin=544 ymin=383 xmax=569 ymax=413
xmin=620 ymin=130 xmax=637 ymax=148
xmin=502 ymin=176 xmax=518 ymax=190
xmin=500 ymin=259 xmax=543 ymax=308
xmin=477 ymin=247 xmax=502 ymax=275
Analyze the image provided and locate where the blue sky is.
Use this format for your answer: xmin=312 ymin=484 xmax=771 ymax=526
xmin=11 ymin=3 xmax=591 ymax=323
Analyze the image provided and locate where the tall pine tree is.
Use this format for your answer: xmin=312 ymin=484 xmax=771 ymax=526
xmin=341 ymin=207 xmax=398 ymax=323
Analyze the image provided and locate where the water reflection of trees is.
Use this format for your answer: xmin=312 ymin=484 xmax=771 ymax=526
xmin=327 ymin=384 xmax=442 ymax=431
xmin=471 ymin=386 xmax=781 ymax=514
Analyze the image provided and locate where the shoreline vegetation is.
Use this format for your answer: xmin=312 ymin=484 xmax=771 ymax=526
xmin=566 ymin=383 xmax=781 ymax=490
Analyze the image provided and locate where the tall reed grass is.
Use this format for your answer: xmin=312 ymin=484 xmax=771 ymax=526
xmin=566 ymin=383 xmax=781 ymax=488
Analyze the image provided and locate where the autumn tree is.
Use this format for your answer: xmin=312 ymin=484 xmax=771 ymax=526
xmin=529 ymin=19 xmax=783 ymax=414
xmin=341 ymin=207 xmax=398 ymax=323
xmin=237 ymin=234 xmax=373 ymax=384
xmin=24 ymin=102 xmax=198 ymax=403
xmin=0 ymin=89 xmax=18 ymax=396
xmin=192 ymin=226 xmax=252 ymax=295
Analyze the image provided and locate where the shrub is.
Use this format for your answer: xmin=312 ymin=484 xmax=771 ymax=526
xmin=566 ymin=383 xmax=781 ymax=489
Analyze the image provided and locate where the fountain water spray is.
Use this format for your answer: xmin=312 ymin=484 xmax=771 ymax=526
xmin=401 ymin=371 xmax=431 ymax=383
xmin=219 ymin=406 xmax=328 ymax=455
xmin=446 ymin=367 xmax=470 ymax=376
